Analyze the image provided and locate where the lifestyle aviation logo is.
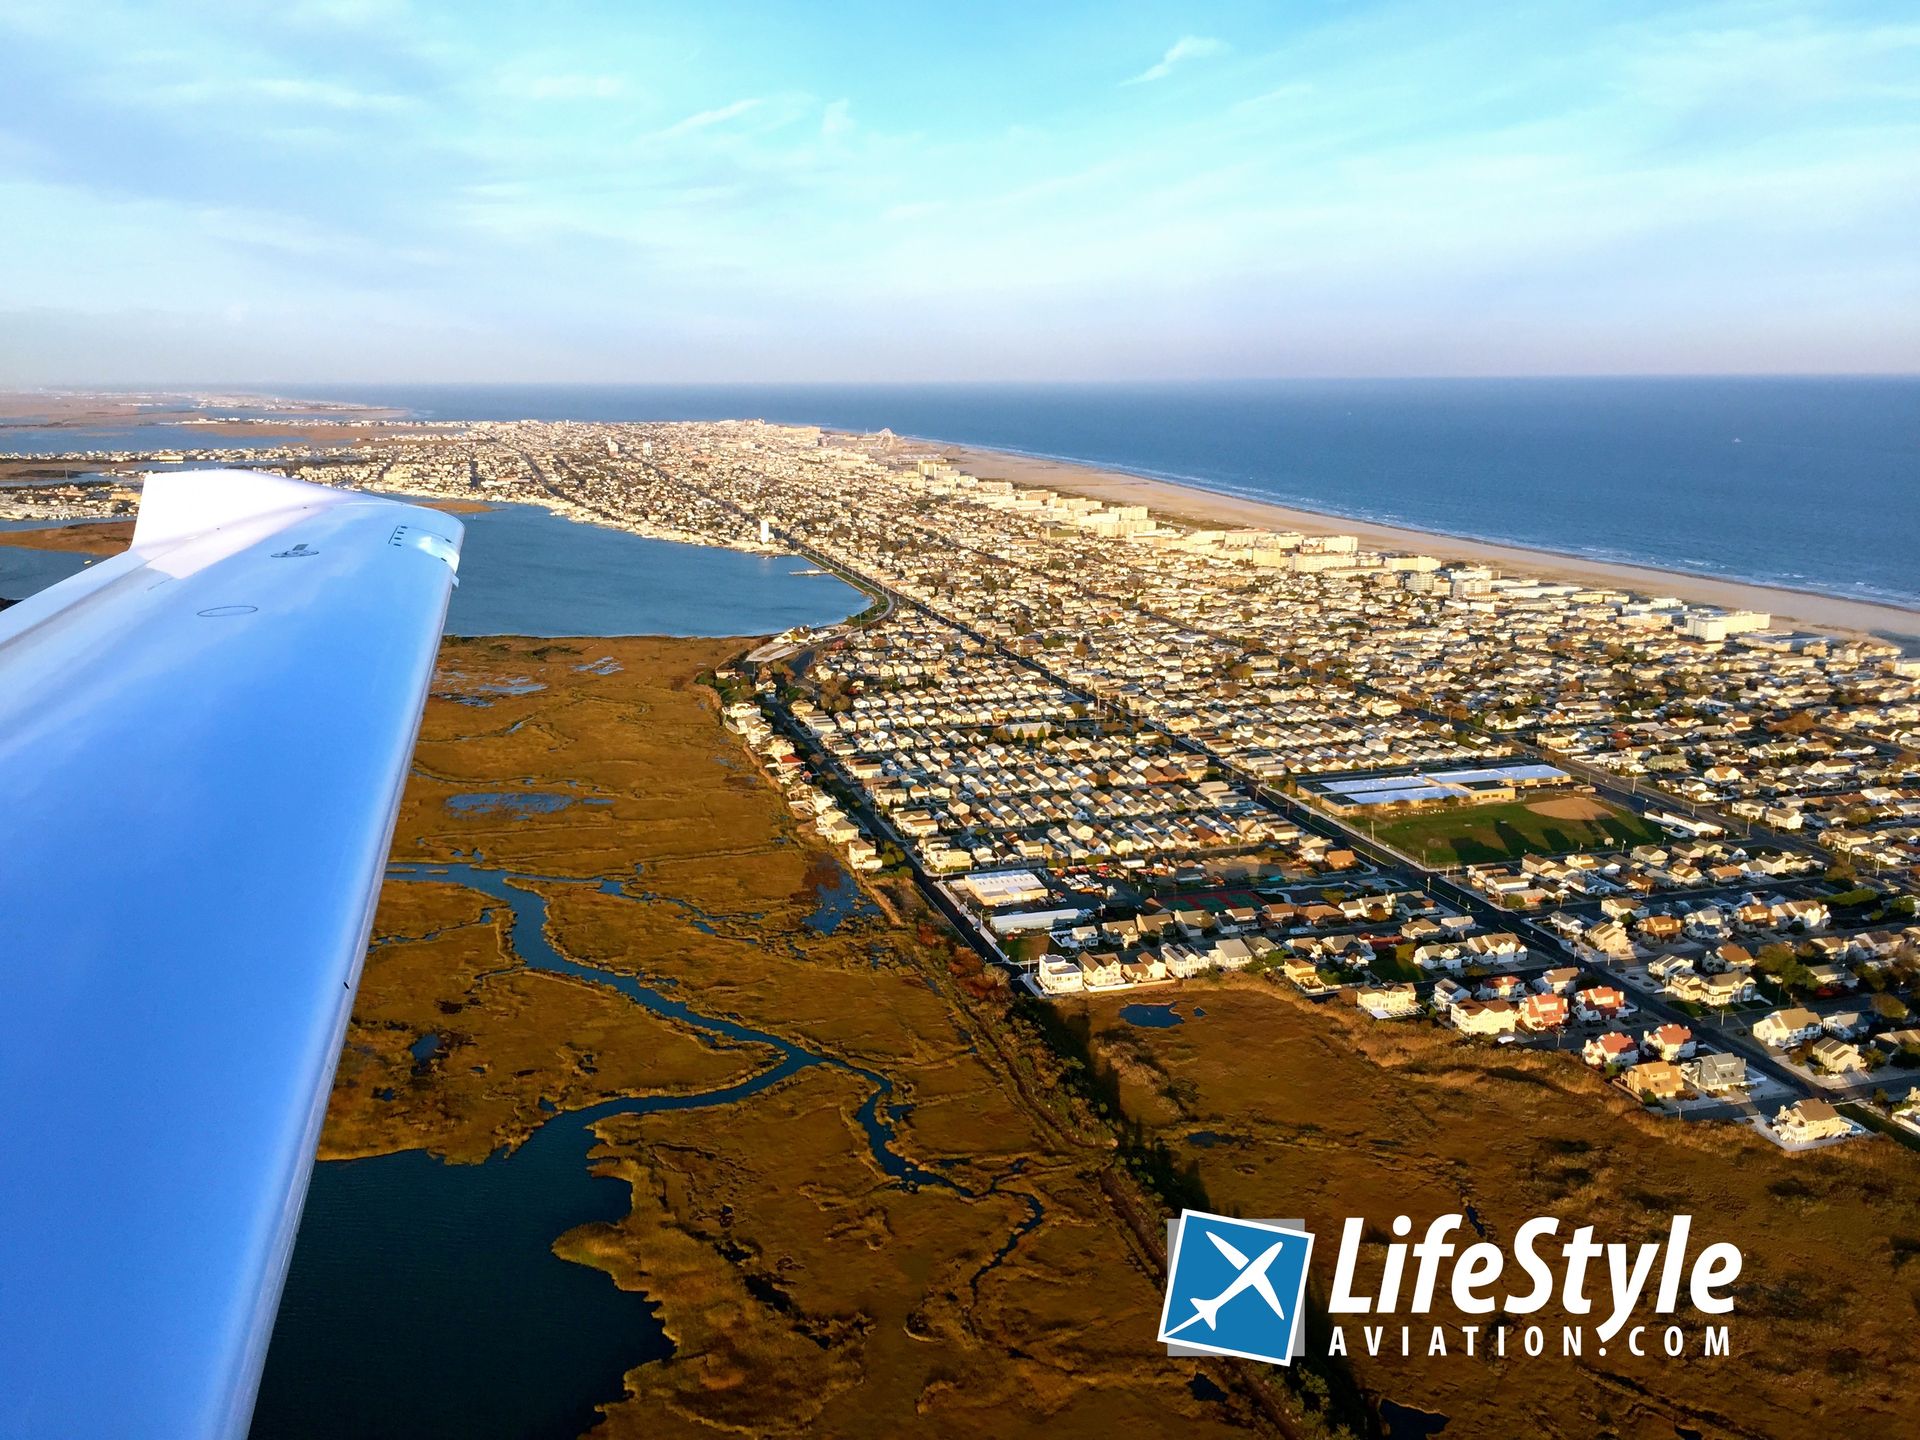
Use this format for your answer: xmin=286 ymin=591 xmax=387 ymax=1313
xmin=1157 ymin=1211 xmax=1314 ymax=1366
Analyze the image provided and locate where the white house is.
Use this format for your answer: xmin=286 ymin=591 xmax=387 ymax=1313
xmin=1772 ymin=1099 xmax=1855 ymax=1145
xmin=1035 ymin=958 xmax=1084 ymax=995
xmin=1642 ymin=1023 xmax=1696 ymax=1062
xmin=1808 ymin=1036 xmax=1867 ymax=1074
xmin=1753 ymin=1007 xmax=1821 ymax=1050
xmin=1453 ymin=999 xmax=1518 ymax=1037
xmin=1583 ymin=1032 xmax=1639 ymax=1068
xmin=1356 ymin=984 xmax=1422 ymax=1020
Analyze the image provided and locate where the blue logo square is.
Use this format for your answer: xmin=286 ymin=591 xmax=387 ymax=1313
xmin=1157 ymin=1210 xmax=1314 ymax=1366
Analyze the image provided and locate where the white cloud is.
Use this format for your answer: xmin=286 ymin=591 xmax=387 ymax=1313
xmin=663 ymin=97 xmax=764 ymax=135
xmin=822 ymin=98 xmax=853 ymax=139
xmin=152 ymin=75 xmax=416 ymax=112
xmin=1124 ymin=35 xmax=1226 ymax=86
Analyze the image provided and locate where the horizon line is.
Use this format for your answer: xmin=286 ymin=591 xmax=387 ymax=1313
xmin=16 ymin=370 xmax=1920 ymax=392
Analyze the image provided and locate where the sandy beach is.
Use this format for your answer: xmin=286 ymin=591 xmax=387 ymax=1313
xmin=937 ymin=442 xmax=1920 ymax=646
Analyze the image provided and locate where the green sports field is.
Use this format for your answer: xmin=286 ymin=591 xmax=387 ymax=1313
xmin=1366 ymin=794 xmax=1665 ymax=868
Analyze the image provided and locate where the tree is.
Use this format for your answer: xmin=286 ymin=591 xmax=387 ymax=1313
xmin=1756 ymin=943 xmax=1818 ymax=995
xmin=1870 ymin=992 xmax=1909 ymax=1023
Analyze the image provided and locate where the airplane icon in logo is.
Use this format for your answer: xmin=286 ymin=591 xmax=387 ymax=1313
xmin=1157 ymin=1210 xmax=1313 ymax=1366
xmin=1163 ymin=1230 xmax=1290 ymax=1338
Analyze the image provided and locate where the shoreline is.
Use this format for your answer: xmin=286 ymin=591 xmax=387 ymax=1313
xmin=929 ymin=439 xmax=1920 ymax=646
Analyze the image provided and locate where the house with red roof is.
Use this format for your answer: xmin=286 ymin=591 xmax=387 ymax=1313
xmin=1519 ymin=992 xmax=1570 ymax=1032
xmin=1573 ymin=985 xmax=1629 ymax=1023
xmin=1582 ymin=1032 xmax=1639 ymax=1068
xmin=1642 ymin=1023 xmax=1696 ymax=1062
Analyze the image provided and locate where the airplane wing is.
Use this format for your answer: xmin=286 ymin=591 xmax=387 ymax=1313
xmin=1206 ymin=1229 xmax=1251 ymax=1269
xmin=1247 ymin=1264 xmax=1286 ymax=1320
xmin=0 ymin=470 xmax=463 ymax=1440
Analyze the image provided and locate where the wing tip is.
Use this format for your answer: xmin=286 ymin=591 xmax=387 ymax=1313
xmin=131 ymin=469 xmax=446 ymax=553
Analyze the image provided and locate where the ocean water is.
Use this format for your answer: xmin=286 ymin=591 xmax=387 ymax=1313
xmin=295 ymin=379 xmax=1920 ymax=610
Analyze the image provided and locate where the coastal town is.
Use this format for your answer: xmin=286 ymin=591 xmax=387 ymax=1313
xmin=8 ymin=416 xmax=1920 ymax=1154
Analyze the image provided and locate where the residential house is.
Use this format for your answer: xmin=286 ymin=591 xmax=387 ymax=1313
xmin=1670 ymin=969 xmax=1757 ymax=1007
xmin=1281 ymin=956 xmax=1330 ymax=993
xmin=1777 ymin=899 xmax=1831 ymax=931
xmin=1581 ymin=921 xmax=1636 ymax=962
xmin=1466 ymin=932 xmax=1528 ymax=962
xmin=1638 ymin=913 xmax=1685 ymax=946
xmin=1642 ymin=1023 xmax=1696 ymax=1062
xmin=1689 ymin=1052 xmax=1748 ymax=1093
xmin=1874 ymin=1027 xmax=1920 ymax=1059
xmin=1805 ymin=961 xmax=1859 ymax=993
xmin=1772 ymin=1099 xmax=1854 ymax=1144
xmin=1414 ymin=943 xmax=1467 ymax=974
xmin=1162 ymin=947 xmax=1212 ymax=980
xmin=1520 ymin=993 xmax=1571 ymax=1031
xmin=1822 ymin=1010 xmax=1870 ymax=1039
xmin=1808 ymin=1036 xmax=1867 ymax=1073
xmin=1583 ymin=1032 xmax=1639 ymax=1068
xmin=1647 ymin=954 xmax=1696 ymax=985
xmin=1356 ymin=984 xmax=1422 ymax=1020
xmin=1035 ymin=958 xmax=1084 ymax=995
xmin=1574 ymin=986 xmax=1629 ymax=1023
xmin=1209 ymin=937 xmax=1257 ymax=971
xmin=1625 ymin=1060 xmax=1687 ymax=1101
xmin=1682 ymin=906 xmax=1729 ymax=941
xmin=1714 ymin=942 xmax=1755 ymax=972
xmin=1452 ymin=999 xmax=1519 ymax=1037
xmin=1753 ymin=1006 xmax=1822 ymax=1049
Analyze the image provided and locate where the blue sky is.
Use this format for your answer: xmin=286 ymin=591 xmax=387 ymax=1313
xmin=1 ymin=0 xmax=1915 ymax=382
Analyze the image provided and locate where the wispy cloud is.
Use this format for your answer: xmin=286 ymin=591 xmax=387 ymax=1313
xmin=663 ymin=97 xmax=764 ymax=135
xmin=1124 ymin=35 xmax=1226 ymax=86
xmin=153 ymin=75 xmax=416 ymax=112
xmin=2 ymin=1 xmax=1915 ymax=381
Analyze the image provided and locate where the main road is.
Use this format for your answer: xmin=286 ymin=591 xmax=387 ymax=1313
xmin=660 ymin=467 xmax=1832 ymax=1105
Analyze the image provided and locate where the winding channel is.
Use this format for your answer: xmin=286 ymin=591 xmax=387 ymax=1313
xmin=251 ymin=858 xmax=1043 ymax=1440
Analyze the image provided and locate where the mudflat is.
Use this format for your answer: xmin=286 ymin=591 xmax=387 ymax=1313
xmin=321 ymin=634 xmax=1273 ymax=1437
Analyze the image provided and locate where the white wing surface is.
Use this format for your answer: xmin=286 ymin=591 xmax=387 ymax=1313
xmin=1206 ymin=1229 xmax=1251 ymax=1270
xmin=0 ymin=471 xmax=463 ymax=1439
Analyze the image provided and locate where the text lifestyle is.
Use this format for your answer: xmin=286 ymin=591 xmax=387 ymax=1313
xmin=1324 ymin=1214 xmax=1739 ymax=1351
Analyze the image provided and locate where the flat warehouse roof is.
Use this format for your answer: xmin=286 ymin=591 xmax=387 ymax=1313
xmin=957 ymin=869 xmax=1050 ymax=900
xmin=1321 ymin=775 xmax=1423 ymax=795
xmin=1319 ymin=763 xmax=1570 ymax=796
xmin=1428 ymin=763 xmax=1568 ymax=784
xmin=1340 ymin=784 xmax=1470 ymax=806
